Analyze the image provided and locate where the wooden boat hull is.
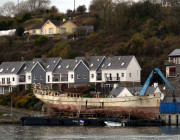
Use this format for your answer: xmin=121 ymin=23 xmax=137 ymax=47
xmin=34 ymin=89 xmax=161 ymax=120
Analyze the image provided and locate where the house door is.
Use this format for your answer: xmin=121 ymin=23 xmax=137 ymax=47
xmin=169 ymin=67 xmax=176 ymax=76
xmin=61 ymin=84 xmax=68 ymax=92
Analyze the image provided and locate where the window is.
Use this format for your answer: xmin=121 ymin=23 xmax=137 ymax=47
xmin=49 ymin=28 xmax=53 ymax=34
xmin=28 ymin=76 xmax=31 ymax=80
xmin=90 ymin=63 xmax=93 ymax=67
xmin=11 ymin=68 xmax=15 ymax=72
xmin=24 ymin=67 xmax=27 ymax=70
xmin=2 ymin=78 xmax=5 ymax=84
xmin=7 ymin=78 xmax=10 ymax=84
xmin=47 ymin=65 xmax=50 ymax=68
xmin=121 ymin=62 xmax=125 ymax=66
xmin=77 ymin=74 xmax=80 ymax=79
xmin=66 ymin=65 xmax=69 ymax=68
xmin=0 ymin=68 xmax=3 ymax=72
xmin=40 ymin=75 xmax=43 ymax=80
xmin=129 ymin=73 xmax=131 ymax=77
xmin=32 ymin=30 xmax=36 ymax=34
xmin=72 ymin=28 xmax=76 ymax=33
xmin=83 ymin=74 xmax=87 ymax=79
xmin=48 ymin=75 xmax=50 ymax=82
xmin=40 ymin=29 xmax=43 ymax=35
xmin=60 ymin=28 xmax=66 ymax=34
xmin=13 ymin=77 xmax=15 ymax=81
xmin=58 ymin=65 xmax=61 ymax=69
xmin=91 ymin=74 xmax=94 ymax=78
xmin=121 ymin=73 xmax=124 ymax=77
xmin=34 ymin=75 xmax=37 ymax=80
xmin=108 ymin=63 xmax=111 ymax=66
xmin=71 ymin=74 xmax=73 ymax=79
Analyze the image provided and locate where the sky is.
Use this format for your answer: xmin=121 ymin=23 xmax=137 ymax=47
xmin=0 ymin=0 xmax=92 ymax=13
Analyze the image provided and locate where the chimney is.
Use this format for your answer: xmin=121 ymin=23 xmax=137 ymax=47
xmin=41 ymin=55 xmax=46 ymax=64
xmin=85 ymin=54 xmax=90 ymax=64
xmin=113 ymin=84 xmax=119 ymax=88
xmin=153 ymin=82 xmax=158 ymax=88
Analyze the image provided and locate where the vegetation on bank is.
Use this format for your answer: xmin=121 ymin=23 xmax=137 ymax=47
xmin=0 ymin=90 xmax=43 ymax=111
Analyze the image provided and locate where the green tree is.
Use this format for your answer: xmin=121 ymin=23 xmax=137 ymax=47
xmin=16 ymin=26 xmax=25 ymax=36
xmin=48 ymin=41 xmax=71 ymax=58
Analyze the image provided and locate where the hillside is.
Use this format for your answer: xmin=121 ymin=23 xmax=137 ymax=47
xmin=0 ymin=1 xmax=180 ymax=83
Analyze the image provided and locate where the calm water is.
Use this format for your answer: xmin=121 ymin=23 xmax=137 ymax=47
xmin=0 ymin=125 xmax=180 ymax=140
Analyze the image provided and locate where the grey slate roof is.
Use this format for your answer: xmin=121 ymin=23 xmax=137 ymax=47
xmin=101 ymin=56 xmax=134 ymax=70
xmin=108 ymin=86 xmax=159 ymax=97
xmin=18 ymin=61 xmax=36 ymax=74
xmin=33 ymin=58 xmax=60 ymax=72
xmin=0 ymin=62 xmax=24 ymax=74
xmin=53 ymin=59 xmax=79 ymax=74
xmin=168 ymin=49 xmax=180 ymax=57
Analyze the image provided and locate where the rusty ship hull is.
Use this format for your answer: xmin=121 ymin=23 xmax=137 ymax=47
xmin=34 ymin=89 xmax=161 ymax=120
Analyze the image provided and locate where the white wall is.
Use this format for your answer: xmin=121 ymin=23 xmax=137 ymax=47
xmin=68 ymin=71 xmax=74 ymax=83
xmin=89 ymin=70 xmax=97 ymax=82
xmin=0 ymin=74 xmax=19 ymax=86
xmin=126 ymin=57 xmax=141 ymax=82
xmin=46 ymin=72 xmax=52 ymax=83
xmin=117 ymin=88 xmax=133 ymax=97
xmin=102 ymin=69 xmax=126 ymax=82
xmin=26 ymin=72 xmax=32 ymax=84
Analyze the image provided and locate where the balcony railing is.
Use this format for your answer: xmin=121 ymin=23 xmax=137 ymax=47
xmin=0 ymin=82 xmax=11 ymax=85
xmin=164 ymin=60 xmax=179 ymax=65
xmin=61 ymin=77 xmax=68 ymax=81
xmin=168 ymin=73 xmax=176 ymax=77
xmin=106 ymin=77 xmax=120 ymax=82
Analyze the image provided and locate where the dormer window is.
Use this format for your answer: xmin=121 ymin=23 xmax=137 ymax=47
xmin=66 ymin=65 xmax=69 ymax=68
xmin=108 ymin=63 xmax=111 ymax=66
xmin=0 ymin=68 xmax=3 ymax=72
xmin=11 ymin=68 xmax=15 ymax=72
xmin=121 ymin=62 xmax=125 ymax=66
xmin=91 ymin=63 xmax=93 ymax=67
xmin=58 ymin=65 xmax=61 ymax=69
xmin=47 ymin=65 xmax=50 ymax=68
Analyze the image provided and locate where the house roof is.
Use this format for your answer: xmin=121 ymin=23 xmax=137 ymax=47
xmin=108 ymin=86 xmax=160 ymax=97
xmin=0 ymin=62 xmax=24 ymax=74
xmin=101 ymin=56 xmax=134 ymax=70
xmin=75 ymin=56 xmax=105 ymax=71
xmin=30 ymin=23 xmax=44 ymax=30
xmin=33 ymin=57 xmax=61 ymax=72
xmin=18 ymin=61 xmax=36 ymax=74
xmin=169 ymin=49 xmax=180 ymax=57
xmin=53 ymin=59 xmax=79 ymax=74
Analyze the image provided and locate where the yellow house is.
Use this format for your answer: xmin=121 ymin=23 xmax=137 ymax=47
xmin=29 ymin=19 xmax=77 ymax=35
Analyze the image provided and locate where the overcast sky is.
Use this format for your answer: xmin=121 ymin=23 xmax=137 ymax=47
xmin=0 ymin=0 xmax=92 ymax=13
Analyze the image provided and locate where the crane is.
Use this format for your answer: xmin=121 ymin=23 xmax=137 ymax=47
xmin=139 ymin=68 xmax=175 ymax=101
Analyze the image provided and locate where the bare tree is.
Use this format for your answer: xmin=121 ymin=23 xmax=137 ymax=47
xmin=27 ymin=0 xmax=51 ymax=12
xmin=0 ymin=2 xmax=17 ymax=17
xmin=89 ymin=0 xmax=114 ymax=27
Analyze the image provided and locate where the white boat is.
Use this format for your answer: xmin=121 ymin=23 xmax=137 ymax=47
xmin=104 ymin=121 xmax=124 ymax=127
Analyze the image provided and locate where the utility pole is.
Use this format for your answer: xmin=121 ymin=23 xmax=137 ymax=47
xmin=18 ymin=0 xmax=19 ymax=14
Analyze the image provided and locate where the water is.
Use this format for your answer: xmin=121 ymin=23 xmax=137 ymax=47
xmin=0 ymin=125 xmax=180 ymax=140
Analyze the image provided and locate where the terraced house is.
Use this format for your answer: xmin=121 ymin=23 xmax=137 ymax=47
xmin=0 ymin=55 xmax=141 ymax=94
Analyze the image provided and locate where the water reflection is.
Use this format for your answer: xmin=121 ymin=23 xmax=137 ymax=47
xmin=0 ymin=125 xmax=180 ymax=140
